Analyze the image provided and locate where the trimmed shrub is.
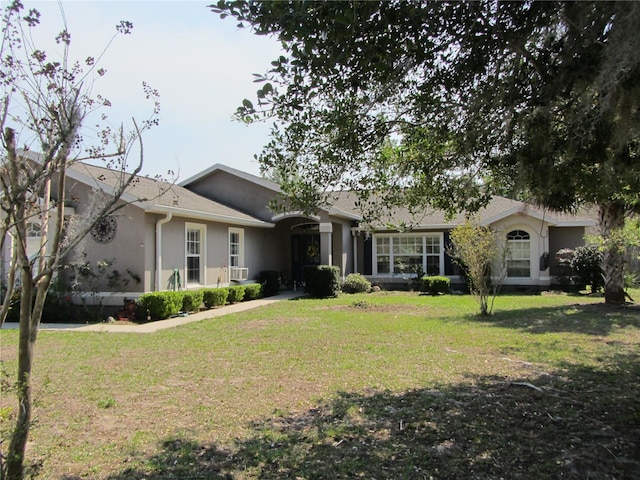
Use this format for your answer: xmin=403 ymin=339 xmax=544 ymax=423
xmin=137 ymin=291 xmax=183 ymax=320
xmin=304 ymin=265 xmax=341 ymax=298
xmin=258 ymin=270 xmax=281 ymax=296
xmin=227 ymin=285 xmax=246 ymax=303
xmin=342 ymin=273 xmax=371 ymax=294
xmin=421 ymin=276 xmax=451 ymax=295
xmin=182 ymin=290 xmax=204 ymax=312
xmin=202 ymin=288 xmax=228 ymax=308
xmin=243 ymin=283 xmax=263 ymax=301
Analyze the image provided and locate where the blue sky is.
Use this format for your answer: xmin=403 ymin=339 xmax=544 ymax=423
xmin=21 ymin=1 xmax=283 ymax=180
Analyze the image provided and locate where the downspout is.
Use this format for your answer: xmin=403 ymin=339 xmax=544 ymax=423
xmin=155 ymin=212 xmax=172 ymax=291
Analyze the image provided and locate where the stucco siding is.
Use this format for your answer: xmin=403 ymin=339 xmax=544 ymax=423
xmin=67 ymin=203 xmax=147 ymax=294
xmin=332 ymin=220 xmax=354 ymax=278
xmin=243 ymin=226 xmax=284 ymax=279
xmin=548 ymin=226 xmax=586 ymax=276
xmin=156 ymin=217 xmax=186 ymax=290
xmin=144 ymin=214 xmax=157 ymax=292
xmin=187 ymin=171 xmax=277 ymax=221
xmin=490 ymin=215 xmax=549 ymax=286
xmin=204 ymin=222 xmax=227 ymax=287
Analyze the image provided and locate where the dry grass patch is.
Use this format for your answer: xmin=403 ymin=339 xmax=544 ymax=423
xmin=0 ymin=290 xmax=638 ymax=478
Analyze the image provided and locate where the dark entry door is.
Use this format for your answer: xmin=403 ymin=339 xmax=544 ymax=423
xmin=291 ymin=233 xmax=321 ymax=284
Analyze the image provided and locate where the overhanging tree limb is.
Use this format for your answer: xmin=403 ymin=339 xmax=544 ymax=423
xmin=212 ymin=0 xmax=640 ymax=305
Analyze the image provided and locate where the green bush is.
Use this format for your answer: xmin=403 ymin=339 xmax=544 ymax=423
xmin=554 ymin=248 xmax=576 ymax=288
xmin=420 ymin=276 xmax=451 ymax=295
xmin=202 ymin=288 xmax=228 ymax=308
xmin=304 ymin=265 xmax=341 ymax=298
xmin=243 ymin=283 xmax=263 ymax=301
xmin=137 ymin=291 xmax=183 ymax=320
xmin=182 ymin=290 xmax=204 ymax=312
xmin=227 ymin=285 xmax=246 ymax=303
xmin=571 ymin=244 xmax=604 ymax=293
xmin=4 ymin=287 xmax=22 ymax=323
xmin=4 ymin=285 xmax=77 ymax=323
xmin=42 ymin=291 xmax=77 ymax=322
xmin=342 ymin=273 xmax=371 ymax=294
xmin=258 ymin=270 xmax=281 ymax=296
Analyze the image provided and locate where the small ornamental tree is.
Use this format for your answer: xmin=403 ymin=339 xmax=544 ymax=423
xmin=0 ymin=3 xmax=161 ymax=478
xmin=448 ymin=221 xmax=507 ymax=316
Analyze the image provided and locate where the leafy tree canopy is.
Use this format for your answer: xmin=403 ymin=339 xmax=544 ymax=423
xmin=211 ymin=0 xmax=640 ymax=220
xmin=212 ymin=0 xmax=640 ymax=304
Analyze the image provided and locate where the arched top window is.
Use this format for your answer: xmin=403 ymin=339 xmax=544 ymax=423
xmin=507 ymin=230 xmax=530 ymax=241
xmin=507 ymin=230 xmax=531 ymax=278
xmin=27 ymin=223 xmax=42 ymax=238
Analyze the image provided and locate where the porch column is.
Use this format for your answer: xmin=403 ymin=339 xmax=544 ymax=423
xmin=352 ymin=229 xmax=358 ymax=274
xmin=319 ymin=222 xmax=333 ymax=266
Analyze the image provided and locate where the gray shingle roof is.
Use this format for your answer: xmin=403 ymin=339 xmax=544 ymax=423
xmin=327 ymin=190 xmax=596 ymax=229
xmin=68 ymin=162 xmax=272 ymax=227
xmin=69 ymin=160 xmax=595 ymax=229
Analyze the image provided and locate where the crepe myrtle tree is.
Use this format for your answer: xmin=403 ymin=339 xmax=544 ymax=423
xmin=211 ymin=0 xmax=640 ymax=305
xmin=0 ymin=2 xmax=161 ymax=478
xmin=448 ymin=221 xmax=508 ymax=316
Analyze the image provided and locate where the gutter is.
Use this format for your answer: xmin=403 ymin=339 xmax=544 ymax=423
xmin=145 ymin=205 xmax=274 ymax=228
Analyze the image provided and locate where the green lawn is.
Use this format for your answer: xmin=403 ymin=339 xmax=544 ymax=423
xmin=1 ymin=291 xmax=639 ymax=479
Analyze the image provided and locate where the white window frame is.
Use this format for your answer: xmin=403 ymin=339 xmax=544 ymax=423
xmin=506 ymin=229 xmax=531 ymax=278
xmin=185 ymin=223 xmax=206 ymax=286
xmin=26 ymin=222 xmax=42 ymax=239
xmin=26 ymin=222 xmax=42 ymax=258
xmin=373 ymin=233 xmax=444 ymax=276
xmin=229 ymin=227 xmax=244 ymax=268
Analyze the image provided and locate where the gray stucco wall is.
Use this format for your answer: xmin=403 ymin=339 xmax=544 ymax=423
xmin=64 ymin=192 xmax=147 ymax=295
xmin=548 ymin=226 xmax=587 ymax=275
xmin=244 ymin=225 xmax=284 ymax=278
xmin=332 ymin=220 xmax=355 ymax=278
xmin=187 ymin=170 xmax=277 ymax=221
xmin=152 ymin=215 xmax=278 ymax=291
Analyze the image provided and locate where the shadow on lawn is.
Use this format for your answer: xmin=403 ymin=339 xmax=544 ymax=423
xmin=476 ymin=300 xmax=640 ymax=336
xmin=65 ymin=352 xmax=639 ymax=480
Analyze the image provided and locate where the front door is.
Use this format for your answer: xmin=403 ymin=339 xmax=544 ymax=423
xmin=291 ymin=233 xmax=321 ymax=284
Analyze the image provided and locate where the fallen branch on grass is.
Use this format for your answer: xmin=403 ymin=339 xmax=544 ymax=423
xmin=498 ymin=381 xmax=544 ymax=392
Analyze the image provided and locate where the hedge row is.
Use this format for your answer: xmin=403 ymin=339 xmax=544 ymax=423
xmin=137 ymin=283 xmax=263 ymax=321
xmin=304 ymin=266 xmax=452 ymax=298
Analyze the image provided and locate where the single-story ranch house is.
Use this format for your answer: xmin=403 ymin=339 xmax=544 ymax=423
xmin=1 ymin=161 xmax=596 ymax=305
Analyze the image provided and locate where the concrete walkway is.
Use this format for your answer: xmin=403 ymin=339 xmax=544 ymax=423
xmin=2 ymin=291 xmax=304 ymax=334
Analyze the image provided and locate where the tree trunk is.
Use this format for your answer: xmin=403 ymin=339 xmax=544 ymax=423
xmin=599 ymin=201 xmax=627 ymax=305
xmin=4 ymin=270 xmax=36 ymax=480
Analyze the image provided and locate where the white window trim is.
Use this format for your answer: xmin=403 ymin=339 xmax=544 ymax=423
xmin=372 ymin=232 xmax=444 ymax=276
xmin=185 ymin=222 xmax=206 ymax=286
xmin=228 ymin=227 xmax=245 ymax=268
xmin=506 ymin=228 xmax=532 ymax=279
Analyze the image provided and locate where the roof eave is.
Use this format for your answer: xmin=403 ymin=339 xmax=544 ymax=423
xmin=145 ymin=204 xmax=275 ymax=228
xmin=179 ymin=163 xmax=282 ymax=193
xmin=554 ymin=220 xmax=598 ymax=227
xmin=327 ymin=207 xmax=362 ymax=221
xmin=480 ymin=206 xmax=562 ymax=226
xmin=65 ymin=167 xmax=141 ymax=204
